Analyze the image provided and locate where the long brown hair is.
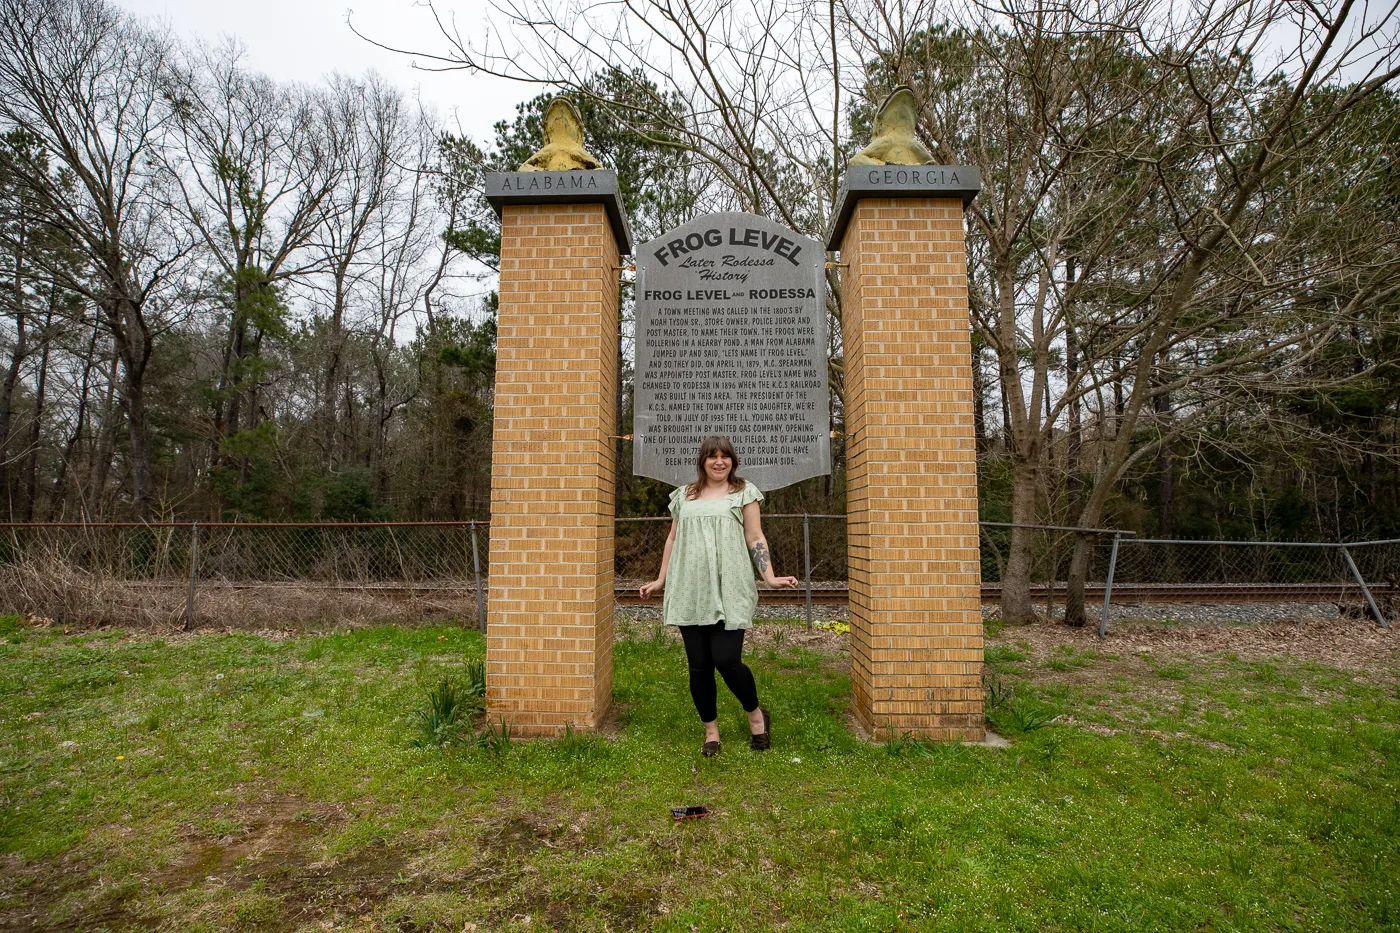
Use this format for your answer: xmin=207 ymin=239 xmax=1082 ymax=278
xmin=687 ymin=435 xmax=747 ymax=498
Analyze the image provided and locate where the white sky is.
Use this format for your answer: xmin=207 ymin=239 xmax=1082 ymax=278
xmin=116 ymin=0 xmax=532 ymax=144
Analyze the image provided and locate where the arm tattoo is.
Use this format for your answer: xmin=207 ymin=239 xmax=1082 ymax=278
xmin=749 ymin=541 xmax=770 ymax=575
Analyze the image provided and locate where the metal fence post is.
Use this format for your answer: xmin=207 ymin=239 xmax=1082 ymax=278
xmin=803 ymin=512 xmax=812 ymax=627
xmin=1340 ymin=545 xmax=1386 ymax=627
xmin=471 ymin=523 xmax=486 ymax=633
xmin=184 ymin=521 xmax=199 ymax=632
xmin=1099 ymin=533 xmax=1121 ymax=639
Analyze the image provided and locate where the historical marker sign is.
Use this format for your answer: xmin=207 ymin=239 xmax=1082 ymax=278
xmin=633 ymin=212 xmax=831 ymax=491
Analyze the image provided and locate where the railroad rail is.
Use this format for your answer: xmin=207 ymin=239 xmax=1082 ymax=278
xmin=619 ymin=582 xmax=1396 ymax=606
xmin=116 ymin=579 xmax=1394 ymax=605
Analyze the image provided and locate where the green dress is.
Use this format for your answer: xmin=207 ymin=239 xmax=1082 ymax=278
xmin=662 ymin=482 xmax=765 ymax=630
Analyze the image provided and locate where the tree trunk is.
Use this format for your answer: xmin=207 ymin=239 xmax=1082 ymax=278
xmin=224 ymin=319 xmax=244 ymax=442
xmin=322 ymin=270 xmax=349 ymax=468
xmin=1063 ymin=471 xmax=1122 ymax=626
xmin=1063 ymin=534 xmax=1093 ymax=626
xmin=972 ymin=345 xmax=986 ymax=452
xmin=1156 ymin=391 xmax=1174 ymax=538
xmin=0 ymin=306 xmax=27 ymax=502
xmin=50 ymin=321 xmax=100 ymax=519
xmin=90 ymin=348 xmax=121 ymax=518
xmin=1065 ymin=260 xmax=1081 ymax=521
xmin=109 ymin=295 xmax=156 ymax=520
xmin=21 ymin=305 xmax=53 ymax=520
xmin=1001 ymin=457 xmax=1041 ymax=622
xmin=372 ymin=351 xmax=388 ymax=496
xmin=122 ymin=361 xmax=155 ymax=519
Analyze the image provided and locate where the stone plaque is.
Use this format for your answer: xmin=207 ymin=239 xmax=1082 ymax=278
xmin=633 ymin=212 xmax=830 ymax=491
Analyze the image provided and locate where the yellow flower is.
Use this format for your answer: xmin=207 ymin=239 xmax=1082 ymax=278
xmin=115 ymin=755 xmax=125 ymax=760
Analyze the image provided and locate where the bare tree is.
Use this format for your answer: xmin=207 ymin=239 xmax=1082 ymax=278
xmin=0 ymin=0 xmax=193 ymax=517
xmin=353 ymin=0 xmax=854 ymax=402
xmin=364 ymin=109 xmax=449 ymax=495
xmin=844 ymin=0 xmax=1400 ymax=621
xmin=310 ymin=72 xmax=404 ymax=469
xmin=166 ymin=40 xmax=340 ymax=478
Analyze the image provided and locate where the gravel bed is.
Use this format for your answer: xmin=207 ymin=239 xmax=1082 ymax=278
xmin=620 ymin=602 xmax=852 ymax=624
xmin=624 ymin=600 xmax=1373 ymax=627
xmin=1020 ymin=601 xmax=1347 ymax=626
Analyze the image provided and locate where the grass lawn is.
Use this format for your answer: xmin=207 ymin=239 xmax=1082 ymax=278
xmin=1 ymin=612 xmax=1397 ymax=932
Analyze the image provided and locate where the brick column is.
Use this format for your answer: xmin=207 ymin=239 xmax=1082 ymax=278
xmin=483 ymin=177 xmax=630 ymax=736
xmin=831 ymin=178 xmax=984 ymax=741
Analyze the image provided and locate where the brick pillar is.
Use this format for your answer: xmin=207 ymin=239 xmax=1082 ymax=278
xmin=484 ymin=192 xmax=626 ymax=736
xmin=835 ymin=190 xmax=984 ymax=741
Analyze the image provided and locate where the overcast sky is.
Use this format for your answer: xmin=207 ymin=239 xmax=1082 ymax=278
xmin=117 ymin=0 xmax=531 ymax=144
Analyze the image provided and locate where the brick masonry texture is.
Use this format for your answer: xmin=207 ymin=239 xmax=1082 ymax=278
xmin=487 ymin=202 xmax=620 ymax=736
xmin=839 ymin=197 xmax=986 ymax=742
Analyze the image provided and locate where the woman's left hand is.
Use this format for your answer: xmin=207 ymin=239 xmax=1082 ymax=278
xmin=766 ymin=575 xmax=800 ymax=589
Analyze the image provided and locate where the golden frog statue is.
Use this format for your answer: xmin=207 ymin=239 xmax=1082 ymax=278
xmin=519 ymin=97 xmax=603 ymax=172
xmin=850 ymin=86 xmax=934 ymax=166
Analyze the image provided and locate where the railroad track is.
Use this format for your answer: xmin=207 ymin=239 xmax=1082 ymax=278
xmin=615 ymin=582 xmax=1395 ymax=606
xmin=124 ymin=580 xmax=1393 ymax=606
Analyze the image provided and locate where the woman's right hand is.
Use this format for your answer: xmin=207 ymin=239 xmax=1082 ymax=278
xmin=639 ymin=579 xmax=663 ymax=599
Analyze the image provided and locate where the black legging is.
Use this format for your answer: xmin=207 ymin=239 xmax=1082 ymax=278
xmin=679 ymin=622 xmax=760 ymax=722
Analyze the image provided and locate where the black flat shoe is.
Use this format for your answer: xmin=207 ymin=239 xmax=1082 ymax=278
xmin=702 ymin=740 xmax=721 ymax=757
xmin=750 ymin=708 xmax=771 ymax=751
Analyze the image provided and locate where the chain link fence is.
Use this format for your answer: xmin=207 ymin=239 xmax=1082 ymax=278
xmin=0 ymin=522 xmax=489 ymax=630
xmin=0 ymin=520 xmax=1393 ymax=630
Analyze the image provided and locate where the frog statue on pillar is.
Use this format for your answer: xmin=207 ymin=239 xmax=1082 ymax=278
xmin=850 ymin=85 xmax=934 ymax=166
xmin=518 ymin=97 xmax=603 ymax=172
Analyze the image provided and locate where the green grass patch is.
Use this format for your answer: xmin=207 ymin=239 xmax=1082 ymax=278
xmin=0 ymin=618 xmax=1397 ymax=931
xmin=1044 ymin=644 xmax=1099 ymax=672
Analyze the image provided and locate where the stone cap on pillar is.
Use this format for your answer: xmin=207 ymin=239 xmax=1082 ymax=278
xmin=485 ymin=170 xmax=634 ymax=255
xmin=825 ymin=165 xmax=981 ymax=250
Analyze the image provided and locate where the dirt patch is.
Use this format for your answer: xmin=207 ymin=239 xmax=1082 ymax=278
xmin=1054 ymin=715 xmax=1234 ymax=750
xmin=0 ymin=794 xmax=406 ymax=933
xmin=996 ymin=616 xmax=1400 ymax=676
xmin=479 ymin=811 xmax=582 ymax=860
xmin=744 ymin=622 xmax=847 ymax=657
xmin=2 ymin=794 xmax=663 ymax=933
xmin=456 ymin=805 xmax=663 ymax=932
xmin=159 ymin=795 xmax=341 ymax=889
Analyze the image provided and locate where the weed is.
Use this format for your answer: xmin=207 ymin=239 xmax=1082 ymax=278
xmin=884 ymin=732 xmax=922 ymax=757
xmin=410 ymin=678 xmax=482 ymax=748
xmin=982 ymin=670 xmax=1013 ymax=713
xmin=141 ymin=711 xmax=161 ymax=733
xmin=556 ymin=722 xmax=604 ymax=761
xmin=475 ymin=717 xmax=513 ymax=756
xmin=463 ymin=658 xmax=487 ymax=698
xmin=883 ymin=731 xmax=971 ymax=762
xmin=1008 ymin=703 xmax=1056 ymax=733
xmin=1036 ymin=732 xmax=1065 ymax=768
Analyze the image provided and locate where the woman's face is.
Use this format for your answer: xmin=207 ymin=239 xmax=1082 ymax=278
xmin=704 ymin=450 xmax=732 ymax=483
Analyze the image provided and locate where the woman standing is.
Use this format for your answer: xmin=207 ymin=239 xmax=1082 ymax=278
xmin=640 ymin=436 xmax=799 ymax=755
